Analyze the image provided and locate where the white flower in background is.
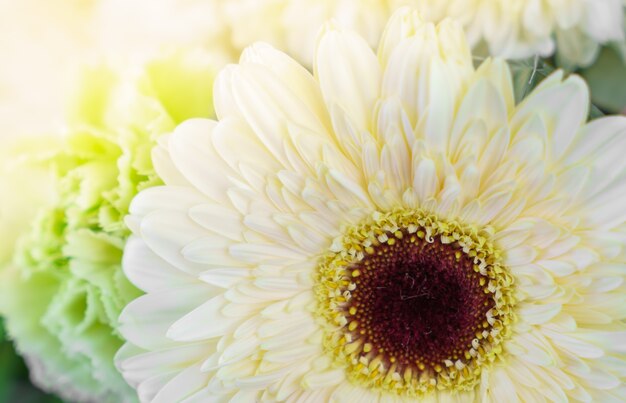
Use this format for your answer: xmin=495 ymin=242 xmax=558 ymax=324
xmin=0 ymin=0 xmax=230 ymax=139
xmin=221 ymin=0 xmax=625 ymax=66
xmin=221 ymin=0 xmax=390 ymax=66
xmin=0 ymin=0 xmax=92 ymax=138
xmin=117 ymin=9 xmax=626 ymax=403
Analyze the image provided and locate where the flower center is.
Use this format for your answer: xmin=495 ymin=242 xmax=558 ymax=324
xmin=348 ymin=229 xmax=492 ymax=370
xmin=315 ymin=210 xmax=516 ymax=396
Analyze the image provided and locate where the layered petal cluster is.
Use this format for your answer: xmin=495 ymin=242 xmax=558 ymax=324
xmin=220 ymin=0 xmax=625 ymax=66
xmin=0 ymin=51 xmax=219 ymax=402
xmin=118 ymin=9 xmax=626 ymax=403
xmin=0 ymin=139 xmax=58 ymax=265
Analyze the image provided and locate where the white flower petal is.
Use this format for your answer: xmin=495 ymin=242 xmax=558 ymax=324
xmin=485 ymin=369 xmax=520 ymax=403
xmin=229 ymin=63 xmax=328 ymax=167
xmin=117 ymin=343 xmax=212 ymax=387
xmin=152 ymin=136 xmax=194 ymax=188
xmin=152 ymin=363 xmax=211 ymax=403
xmin=512 ymin=73 xmax=589 ymax=160
xmin=119 ymin=285 xmax=209 ymax=350
xmin=240 ymin=42 xmax=330 ymax=129
xmin=229 ymin=243 xmax=305 ymax=264
xmin=211 ymin=116 xmax=282 ymax=187
xmin=519 ymin=303 xmax=562 ymax=325
xmin=316 ymin=24 xmax=380 ymax=134
xmin=543 ymin=329 xmax=605 ymax=359
xmin=505 ymin=246 xmax=538 ymax=267
xmin=169 ymin=119 xmax=234 ymax=204
xmin=140 ymin=210 xmax=210 ymax=275
xmin=129 ymin=186 xmax=208 ymax=218
xmin=123 ymin=236 xmax=194 ymax=293
xmin=167 ymin=295 xmax=245 ymax=342
xmin=137 ymin=372 xmax=177 ymax=403
xmin=188 ymin=203 xmax=244 ymax=242
xmin=198 ymin=268 xmax=251 ymax=289
xmin=576 ymin=331 xmax=626 ymax=354
xmin=451 ymin=79 xmax=508 ymax=154
xmin=302 ymin=368 xmax=345 ymax=389
xmin=413 ymin=158 xmax=439 ymax=203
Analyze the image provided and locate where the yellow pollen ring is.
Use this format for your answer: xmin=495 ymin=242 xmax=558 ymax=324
xmin=313 ymin=209 xmax=517 ymax=397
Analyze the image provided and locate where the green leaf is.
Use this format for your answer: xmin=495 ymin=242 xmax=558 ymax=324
xmin=579 ymin=46 xmax=626 ymax=114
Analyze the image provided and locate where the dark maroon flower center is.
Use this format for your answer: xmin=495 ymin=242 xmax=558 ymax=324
xmin=344 ymin=229 xmax=492 ymax=372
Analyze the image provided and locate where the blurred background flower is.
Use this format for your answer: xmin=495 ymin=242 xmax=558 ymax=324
xmin=0 ymin=50 xmax=222 ymax=402
xmin=0 ymin=319 xmax=62 ymax=402
xmin=0 ymin=0 xmax=624 ymax=143
xmin=0 ymin=1 xmax=227 ymax=399
xmin=0 ymin=0 xmax=230 ymax=140
xmin=222 ymin=0 xmax=626 ymax=113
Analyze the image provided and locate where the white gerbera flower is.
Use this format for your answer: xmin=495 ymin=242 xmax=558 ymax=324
xmin=117 ymin=9 xmax=626 ymax=402
xmin=220 ymin=0 xmax=625 ymax=66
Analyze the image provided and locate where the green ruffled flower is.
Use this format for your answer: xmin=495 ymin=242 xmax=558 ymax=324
xmin=0 ymin=50 xmax=219 ymax=402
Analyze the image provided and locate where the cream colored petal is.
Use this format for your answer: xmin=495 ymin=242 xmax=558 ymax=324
xmin=380 ymin=132 xmax=411 ymax=194
xmin=505 ymin=245 xmax=538 ymax=267
xmin=522 ymin=0 xmax=555 ymax=37
xmin=137 ymin=372 xmax=177 ymax=403
xmin=182 ymin=235 xmax=242 ymax=267
xmin=412 ymin=158 xmax=439 ymax=203
xmin=152 ymin=135 xmax=194 ymax=188
xmin=450 ymin=79 xmax=508 ymax=158
xmin=167 ymin=295 xmax=249 ymax=342
xmin=241 ymin=43 xmax=331 ymax=130
xmin=543 ymin=327 xmax=607 ymax=359
xmin=198 ymin=268 xmax=252 ymax=289
xmin=315 ymin=23 xmax=381 ymax=134
xmin=212 ymin=117 xmax=278 ymax=172
xmin=511 ymin=73 xmax=589 ymax=160
xmin=551 ymin=0 xmax=584 ymax=29
xmin=330 ymin=382 xmax=379 ymax=402
xmin=213 ymin=65 xmax=238 ymax=120
xmin=140 ymin=209 xmax=211 ymax=275
xmin=188 ymin=203 xmax=244 ymax=242
xmin=123 ymin=236 xmax=195 ymax=293
xmin=518 ymin=303 xmax=562 ymax=325
xmin=117 ymin=343 xmax=212 ymax=388
xmin=484 ymin=369 xmax=521 ymax=403
xmin=555 ymin=26 xmax=601 ymax=68
xmin=229 ymin=63 xmax=330 ymax=168
xmin=302 ymin=368 xmax=345 ymax=389
xmin=118 ymin=284 xmax=210 ymax=350
xmin=230 ymin=243 xmax=306 ymax=265
xmin=180 ymin=387 xmax=230 ymax=403
xmin=576 ymin=331 xmax=626 ymax=354
xmin=565 ymin=117 xmax=626 ymax=228
xmin=581 ymin=0 xmax=625 ymax=42
xmin=152 ymin=363 xmax=212 ymax=403
xmin=168 ymin=119 xmax=235 ymax=204
xmin=508 ymin=333 xmax=555 ymax=367
xmin=377 ymin=7 xmax=424 ymax=69
xmin=129 ymin=185 xmax=209 ymax=219
xmin=581 ymin=179 xmax=626 ymax=229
